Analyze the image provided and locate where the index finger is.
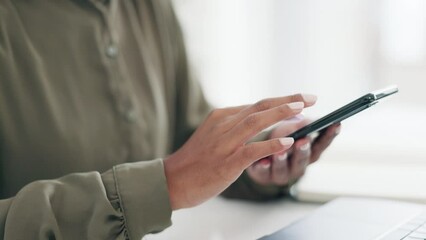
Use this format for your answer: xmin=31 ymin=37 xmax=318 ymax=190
xmin=224 ymin=102 xmax=305 ymax=148
xmin=224 ymin=94 xmax=317 ymax=128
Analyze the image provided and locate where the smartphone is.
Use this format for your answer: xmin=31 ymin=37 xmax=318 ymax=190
xmin=287 ymin=85 xmax=399 ymax=140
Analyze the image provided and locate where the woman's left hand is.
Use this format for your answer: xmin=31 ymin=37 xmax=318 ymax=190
xmin=246 ymin=118 xmax=341 ymax=186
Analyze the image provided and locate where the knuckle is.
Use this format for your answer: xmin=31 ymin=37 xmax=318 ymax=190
xmin=208 ymin=108 xmax=229 ymax=121
xmin=291 ymin=93 xmax=304 ymax=102
xmin=254 ymin=99 xmax=271 ymax=112
xmin=278 ymin=104 xmax=290 ymax=115
xmin=244 ymin=114 xmax=259 ymax=129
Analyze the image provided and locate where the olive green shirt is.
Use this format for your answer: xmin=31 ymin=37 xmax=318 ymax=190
xmin=0 ymin=0 xmax=285 ymax=239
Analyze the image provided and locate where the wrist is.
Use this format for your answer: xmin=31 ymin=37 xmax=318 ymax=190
xmin=163 ymin=152 xmax=190 ymax=210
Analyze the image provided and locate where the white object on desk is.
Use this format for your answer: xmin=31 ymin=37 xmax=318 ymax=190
xmin=260 ymin=197 xmax=426 ymax=240
xmin=145 ymin=197 xmax=319 ymax=240
xmin=291 ymin=159 xmax=426 ymax=204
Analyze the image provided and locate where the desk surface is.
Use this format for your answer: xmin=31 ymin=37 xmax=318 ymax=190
xmin=146 ymin=197 xmax=320 ymax=240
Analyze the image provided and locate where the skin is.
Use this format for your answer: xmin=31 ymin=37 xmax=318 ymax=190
xmin=247 ymin=117 xmax=341 ymax=186
xmin=164 ymin=94 xmax=317 ymax=210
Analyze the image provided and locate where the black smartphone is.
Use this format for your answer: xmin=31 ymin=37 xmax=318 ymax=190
xmin=287 ymin=85 xmax=399 ymax=140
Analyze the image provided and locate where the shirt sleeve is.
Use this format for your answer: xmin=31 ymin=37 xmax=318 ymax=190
xmin=0 ymin=159 xmax=172 ymax=240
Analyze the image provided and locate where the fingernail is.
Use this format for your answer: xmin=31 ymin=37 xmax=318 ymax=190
xmin=300 ymin=142 xmax=311 ymax=151
xmin=260 ymin=161 xmax=271 ymax=169
xmin=302 ymin=94 xmax=317 ymax=104
xmin=287 ymin=102 xmax=304 ymax=111
xmin=335 ymin=126 xmax=341 ymax=135
xmin=278 ymin=152 xmax=288 ymax=161
xmin=279 ymin=137 xmax=294 ymax=147
xmin=260 ymin=163 xmax=271 ymax=169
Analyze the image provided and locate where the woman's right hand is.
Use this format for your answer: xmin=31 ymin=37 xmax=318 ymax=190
xmin=163 ymin=94 xmax=317 ymax=210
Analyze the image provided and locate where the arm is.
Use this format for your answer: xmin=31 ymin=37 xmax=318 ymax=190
xmin=0 ymin=93 xmax=316 ymax=240
xmin=0 ymin=159 xmax=171 ymax=240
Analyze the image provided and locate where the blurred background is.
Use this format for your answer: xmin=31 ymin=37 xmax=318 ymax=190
xmin=148 ymin=1 xmax=426 ymax=238
xmin=172 ymin=0 xmax=426 ymax=166
xmin=173 ymin=0 xmax=425 ymax=107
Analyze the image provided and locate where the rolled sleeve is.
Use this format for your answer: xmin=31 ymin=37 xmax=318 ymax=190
xmin=102 ymin=159 xmax=172 ymax=239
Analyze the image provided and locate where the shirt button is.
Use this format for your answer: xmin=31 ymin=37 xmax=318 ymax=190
xmin=106 ymin=44 xmax=118 ymax=58
xmin=124 ymin=109 xmax=137 ymax=123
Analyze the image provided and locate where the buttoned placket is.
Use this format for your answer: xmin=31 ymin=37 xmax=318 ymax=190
xmin=90 ymin=0 xmax=138 ymax=125
xmin=86 ymin=0 xmax=144 ymax=165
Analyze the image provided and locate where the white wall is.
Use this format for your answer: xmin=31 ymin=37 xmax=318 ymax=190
xmin=173 ymin=0 xmax=378 ymax=111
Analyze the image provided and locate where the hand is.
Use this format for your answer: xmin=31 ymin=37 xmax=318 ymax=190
xmin=247 ymin=118 xmax=341 ymax=186
xmin=164 ymin=94 xmax=317 ymax=210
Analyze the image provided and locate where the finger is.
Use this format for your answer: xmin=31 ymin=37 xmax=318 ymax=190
xmin=271 ymin=152 xmax=290 ymax=185
xmin=269 ymin=115 xmax=310 ymax=139
xmin=206 ymin=105 xmax=250 ymax=121
xmin=233 ymin=137 xmax=294 ymax=168
xmin=310 ymin=123 xmax=341 ymax=163
xmin=198 ymin=106 xmax=251 ymax=133
xmin=289 ymin=139 xmax=311 ymax=180
xmin=224 ymin=94 xmax=317 ymax=128
xmin=225 ymin=102 xmax=304 ymax=148
xmin=246 ymin=159 xmax=272 ymax=185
